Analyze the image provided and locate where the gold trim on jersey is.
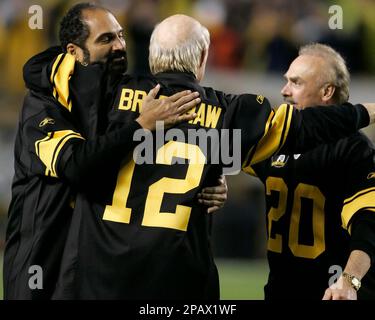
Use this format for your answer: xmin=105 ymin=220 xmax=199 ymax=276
xmin=242 ymin=103 xmax=293 ymax=174
xmin=242 ymin=163 xmax=257 ymax=176
xmin=50 ymin=53 xmax=75 ymax=112
xmin=35 ymin=130 xmax=84 ymax=178
xmin=271 ymin=160 xmax=286 ymax=168
xmin=341 ymin=187 xmax=375 ymax=230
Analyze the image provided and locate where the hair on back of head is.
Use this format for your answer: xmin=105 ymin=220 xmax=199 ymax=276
xmin=299 ymin=43 xmax=350 ymax=104
xmin=59 ymin=2 xmax=108 ymax=52
xmin=149 ymin=17 xmax=210 ymax=78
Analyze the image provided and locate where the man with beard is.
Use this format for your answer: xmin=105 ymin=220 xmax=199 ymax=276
xmin=3 ymin=3 xmax=207 ymax=300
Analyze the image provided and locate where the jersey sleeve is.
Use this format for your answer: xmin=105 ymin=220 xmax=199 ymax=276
xmin=334 ymin=135 xmax=375 ymax=231
xmin=22 ymin=92 xmax=84 ymax=178
xmin=334 ymin=135 xmax=375 ymax=265
xmin=59 ymin=120 xmax=142 ymax=189
xmin=350 ymin=211 xmax=375 ymax=265
xmin=240 ymin=102 xmax=369 ymax=176
xmin=23 ymin=90 xmax=142 ymax=190
xmin=239 ymin=102 xmax=293 ymax=175
xmin=284 ymin=102 xmax=369 ymax=153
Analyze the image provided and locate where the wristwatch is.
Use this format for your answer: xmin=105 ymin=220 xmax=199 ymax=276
xmin=342 ymin=272 xmax=361 ymax=291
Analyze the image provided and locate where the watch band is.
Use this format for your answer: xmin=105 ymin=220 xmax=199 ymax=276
xmin=342 ymin=272 xmax=361 ymax=291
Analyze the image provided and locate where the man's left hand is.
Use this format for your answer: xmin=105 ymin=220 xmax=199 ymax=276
xmin=322 ymin=276 xmax=357 ymax=300
xmin=198 ymin=175 xmax=228 ymax=213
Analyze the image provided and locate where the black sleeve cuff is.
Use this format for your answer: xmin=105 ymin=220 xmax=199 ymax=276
xmin=350 ymin=210 xmax=375 ymax=266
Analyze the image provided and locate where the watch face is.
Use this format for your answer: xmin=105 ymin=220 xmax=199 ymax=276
xmin=343 ymin=272 xmax=361 ymax=290
xmin=352 ymin=278 xmax=360 ymax=288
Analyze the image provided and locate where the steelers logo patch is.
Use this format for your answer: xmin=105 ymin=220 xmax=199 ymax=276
xmin=256 ymin=95 xmax=264 ymax=104
xmin=271 ymin=154 xmax=289 ymax=168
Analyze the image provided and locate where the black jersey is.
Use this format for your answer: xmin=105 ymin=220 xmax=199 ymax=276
xmin=4 ymin=49 xmax=141 ymax=300
xmin=252 ymin=132 xmax=375 ymax=300
xmin=3 ymin=91 xmax=85 ymax=299
xmin=54 ymin=72 xmax=279 ymax=299
xmin=48 ymin=57 xmax=370 ymax=299
xmin=3 ymin=48 xmax=101 ymax=299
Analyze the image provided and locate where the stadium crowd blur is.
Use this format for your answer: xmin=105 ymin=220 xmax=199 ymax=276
xmin=1 ymin=0 xmax=375 ymax=259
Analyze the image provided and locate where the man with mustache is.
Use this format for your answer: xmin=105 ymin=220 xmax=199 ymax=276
xmin=3 ymin=2 xmax=211 ymax=300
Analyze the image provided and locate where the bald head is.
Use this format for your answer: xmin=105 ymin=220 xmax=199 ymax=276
xmin=149 ymin=14 xmax=210 ymax=81
xmin=153 ymin=14 xmax=202 ymax=49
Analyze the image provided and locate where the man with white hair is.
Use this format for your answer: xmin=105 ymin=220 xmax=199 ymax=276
xmin=251 ymin=43 xmax=375 ymax=300
xmin=3 ymin=3 xmax=204 ymax=300
xmin=52 ymin=15 xmax=375 ymax=299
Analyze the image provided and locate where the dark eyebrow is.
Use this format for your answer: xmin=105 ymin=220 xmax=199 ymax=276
xmin=95 ymin=29 xmax=123 ymax=43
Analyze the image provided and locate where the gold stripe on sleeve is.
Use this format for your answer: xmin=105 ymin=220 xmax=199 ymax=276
xmin=50 ymin=53 xmax=75 ymax=112
xmin=242 ymin=104 xmax=293 ymax=170
xmin=341 ymin=187 xmax=375 ymax=230
xmin=35 ymin=130 xmax=84 ymax=178
xmin=50 ymin=54 xmax=64 ymax=83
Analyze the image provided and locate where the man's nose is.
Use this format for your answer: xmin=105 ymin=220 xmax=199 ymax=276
xmin=281 ymin=84 xmax=290 ymax=98
xmin=113 ymin=36 xmax=126 ymax=51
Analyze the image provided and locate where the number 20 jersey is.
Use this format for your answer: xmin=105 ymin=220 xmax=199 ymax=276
xmin=252 ymin=132 xmax=375 ymax=299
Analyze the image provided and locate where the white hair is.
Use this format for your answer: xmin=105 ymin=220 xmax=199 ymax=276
xmin=149 ymin=21 xmax=210 ymax=78
xmin=299 ymin=43 xmax=350 ymax=104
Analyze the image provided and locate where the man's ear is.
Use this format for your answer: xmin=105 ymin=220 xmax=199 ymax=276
xmin=66 ymin=43 xmax=85 ymax=64
xmin=322 ymin=84 xmax=336 ymax=103
xmin=200 ymin=49 xmax=207 ymax=67
xmin=66 ymin=43 xmax=78 ymax=56
xmin=196 ymin=49 xmax=208 ymax=82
